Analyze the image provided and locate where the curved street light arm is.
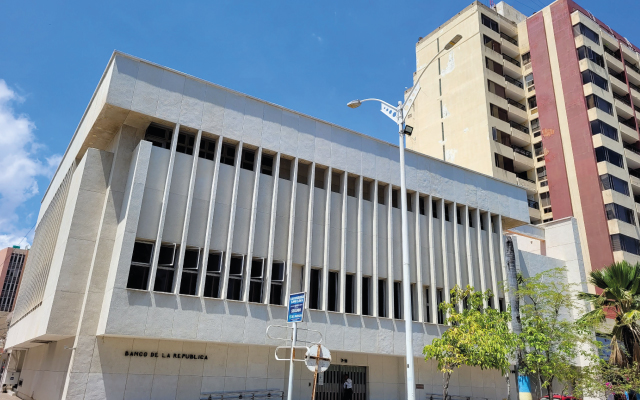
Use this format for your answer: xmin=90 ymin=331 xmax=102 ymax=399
xmin=357 ymin=98 xmax=399 ymax=112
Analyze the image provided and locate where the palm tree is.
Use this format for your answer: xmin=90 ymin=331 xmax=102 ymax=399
xmin=578 ymin=261 xmax=640 ymax=366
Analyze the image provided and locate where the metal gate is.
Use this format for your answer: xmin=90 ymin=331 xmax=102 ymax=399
xmin=315 ymin=365 xmax=366 ymax=400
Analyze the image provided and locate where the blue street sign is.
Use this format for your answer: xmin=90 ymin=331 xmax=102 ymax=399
xmin=287 ymin=292 xmax=306 ymax=323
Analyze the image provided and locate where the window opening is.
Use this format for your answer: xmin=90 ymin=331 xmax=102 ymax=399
xmin=240 ymin=148 xmax=255 ymax=171
xmin=378 ymin=279 xmax=387 ymax=317
xmin=154 ymin=244 xmax=177 ymax=293
xmin=331 ymin=172 xmax=341 ymax=193
xmin=227 ymin=255 xmax=244 ymax=300
xmin=297 ymin=162 xmax=309 ymax=184
xmin=444 ymin=204 xmax=450 ymax=222
xmin=309 ymin=269 xmax=321 ymax=309
xmin=279 ymin=158 xmax=292 ymax=180
xmin=328 ymin=271 xmax=339 ymax=312
xmin=248 ymin=258 xmax=264 ymax=303
xmin=419 ymin=197 xmax=425 ymax=215
xmin=424 ymin=286 xmax=431 ymax=323
xmin=393 ymin=282 xmax=402 ymax=319
xmin=179 ymin=248 xmax=200 ymax=295
xmin=392 ymin=189 xmax=399 ymax=208
xmin=362 ymin=277 xmax=371 ymax=316
xmin=261 ymin=154 xmax=274 ymax=176
xmin=314 ymin=167 xmax=326 ymax=189
xmin=432 ymin=200 xmax=438 ymax=218
xmin=199 ymin=137 xmax=216 ymax=161
xmin=270 ymin=261 xmax=286 ymax=305
xmin=144 ymin=124 xmax=173 ymax=149
xmin=480 ymin=214 xmax=486 ymax=230
xmin=220 ymin=143 xmax=236 ymax=166
xmin=469 ymin=210 xmax=474 ymax=228
xmin=499 ymin=298 xmax=505 ymax=312
xmin=176 ymin=132 xmax=195 ymax=155
xmin=406 ymin=193 xmax=413 ymax=212
xmin=347 ymin=176 xmax=357 ymax=198
xmin=127 ymin=241 xmax=154 ymax=290
xmin=437 ymin=288 xmax=444 ymax=324
xmin=203 ymin=252 xmax=223 ymax=298
xmin=378 ymin=184 xmax=386 ymax=205
xmin=345 ymin=274 xmax=355 ymax=313
xmin=363 ymin=180 xmax=372 ymax=201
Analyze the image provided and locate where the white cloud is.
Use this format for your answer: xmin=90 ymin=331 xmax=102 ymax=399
xmin=0 ymin=80 xmax=60 ymax=249
xmin=311 ymin=33 xmax=323 ymax=43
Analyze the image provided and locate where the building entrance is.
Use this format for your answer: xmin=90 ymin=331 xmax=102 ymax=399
xmin=315 ymin=365 xmax=366 ymax=400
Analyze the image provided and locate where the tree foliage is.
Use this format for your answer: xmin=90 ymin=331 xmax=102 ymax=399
xmin=578 ymin=261 xmax=640 ymax=366
xmin=423 ymin=286 xmax=517 ymax=399
xmin=513 ymin=268 xmax=598 ymax=399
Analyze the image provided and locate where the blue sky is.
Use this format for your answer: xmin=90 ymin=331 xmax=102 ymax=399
xmin=1 ymin=0 xmax=640 ymax=248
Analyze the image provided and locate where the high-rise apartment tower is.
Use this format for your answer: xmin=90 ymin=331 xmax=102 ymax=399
xmin=407 ymin=0 xmax=640 ymax=274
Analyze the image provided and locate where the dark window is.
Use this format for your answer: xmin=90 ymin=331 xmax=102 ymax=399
xmin=279 ymin=158 xmax=292 ymax=180
xmin=586 ymin=94 xmax=613 ymax=115
xmin=393 ymin=282 xmax=402 ymax=319
xmin=490 ymin=104 xmax=509 ymax=122
xmin=345 ymin=274 xmax=355 ymax=314
xmin=315 ymin=167 xmax=326 ymax=189
xmin=220 ymin=143 xmax=236 ymax=166
xmin=499 ymin=298 xmax=505 ymax=312
xmin=480 ymin=214 xmax=486 ymax=230
xmin=176 ymin=133 xmax=195 ymax=155
xmin=331 ymin=172 xmax=341 ymax=193
xmin=424 ymin=286 xmax=431 ymax=323
xmin=154 ymin=244 xmax=177 ymax=293
xmin=577 ymin=46 xmax=604 ymax=68
xmin=363 ymin=180 xmax=372 ymax=201
xmin=525 ymin=73 xmax=534 ymax=88
xmin=444 ymin=204 xmax=450 ymax=222
xmin=270 ymin=261 xmax=286 ymax=305
xmin=406 ymin=193 xmax=413 ymax=212
xmin=347 ymin=176 xmax=357 ymax=198
xmin=595 ymin=146 xmax=624 ymax=168
xmin=392 ymin=189 xmax=399 ymax=208
xmin=493 ymin=127 xmax=511 ymax=146
xmin=432 ymin=200 xmax=438 ymax=218
xmin=297 ymin=162 xmax=309 ymax=184
xmin=582 ymin=70 xmax=609 ymax=91
xmin=531 ymin=118 xmax=540 ymax=132
xmin=485 ymin=57 xmax=504 ymax=76
xmin=488 ymin=80 xmax=506 ymax=98
xmin=248 ymin=259 xmax=264 ymax=303
xmin=240 ymin=148 xmax=255 ymax=171
xmin=611 ymin=234 xmax=640 ymax=255
xmin=378 ymin=279 xmax=387 ymax=317
xmin=522 ymin=52 xmax=531 ymax=65
xmin=144 ymin=124 xmax=173 ymax=149
xmin=591 ymin=120 xmax=619 ymax=141
xmin=362 ymin=277 xmax=371 ymax=316
xmin=179 ymin=248 xmax=200 ymax=295
xmin=203 ymin=252 xmax=222 ymax=298
xmin=483 ymin=35 xmax=501 ymax=53
xmin=528 ymin=96 xmax=537 ymax=109
xmin=573 ymin=22 xmax=600 ymax=45
xmin=600 ymin=174 xmax=630 ymax=196
xmin=199 ymin=137 xmax=216 ymax=161
xmin=481 ymin=14 xmax=499 ymax=33
xmin=226 ymin=255 xmax=244 ymax=300
xmin=419 ymin=197 xmax=426 ymax=215
xmin=437 ymin=288 xmax=444 ymax=324
xmin=309 ymin=269 xmax=321 ymax=309
xmin=261 ymin=154 xmax=274 ymax=176
xmin=469 ymin=210 xmax=474 ymax=228
xmin=328 ymin=272 xmax=339 ymax=312
xmin=127 ymin=241 xmax=154 ymax=290
xmin=456 ymin=207 xmax=462 ymax=225
xmin=605 ymin=203 xmax=636 ymax=225
xmin=378 ymin=184 xmax=386 ymax=205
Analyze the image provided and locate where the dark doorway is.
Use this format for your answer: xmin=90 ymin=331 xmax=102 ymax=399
xmin=315 ymin=365 xmax=366 ymax=400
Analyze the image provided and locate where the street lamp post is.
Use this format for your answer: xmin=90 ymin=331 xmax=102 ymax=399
xmin=347 ymin=34 xmax=461 ymax=400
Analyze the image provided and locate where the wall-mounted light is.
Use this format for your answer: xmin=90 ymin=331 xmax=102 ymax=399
xmin=403 ymin=125 xmax=414 ymax=136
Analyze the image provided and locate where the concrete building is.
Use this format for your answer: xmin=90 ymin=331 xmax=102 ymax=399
xmin=407 ymin=0 xmax=640 ymax=276
xmin=2 ymin=52 xmax=587 ymax=400
xmin=0 ymin=247 xmax=28 ymax=314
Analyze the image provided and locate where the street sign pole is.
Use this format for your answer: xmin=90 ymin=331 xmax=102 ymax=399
xmin=310 ymin=344 xmax=321 ymax=400
xmin=287 ymin=322 xmax=297 ymax=400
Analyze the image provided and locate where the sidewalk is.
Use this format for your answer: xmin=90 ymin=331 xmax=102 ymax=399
xmin=0 ymin=392 xmax=16 ymax=399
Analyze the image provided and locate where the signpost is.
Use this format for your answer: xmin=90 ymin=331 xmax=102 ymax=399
xmin=305 ymin=344 xmax=331 ymax=400
xmin=286 ymin=293 xmax=305 ymax=400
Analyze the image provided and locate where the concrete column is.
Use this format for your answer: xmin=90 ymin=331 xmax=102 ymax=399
xmin=464 ymin=205 xmax=474 ymax=290
xmin=283 ymin=157 xmax=299 ymax=303
xmin=242 ymin=148 xmax=263 ymax=303
xmin=339 ymin=172 xmax=347 ymax=313
xmin=487 ymin=214 xmax=499 ymax=309
xmin=476 ymin=208 xmax=487 ymax=296
xmin=441 ymin=200 xmax=449 ymax=303
xmin=263 ymin=154 xmax=281 ymax=305
xmin=173 ymin=130 xmax=202 ymax=294
xmin=220 ymin=141 xmax=243 ymax=299
xmin=321 ymin=167 xmax=332 ymax=311
xmin=414 ymin=192 xmax=424 ymax=322
xmin=303 ymin=163 xmax=316 ymax=297
xmin=197 ymin=135 xmax=224 ymax=297
xmin=497 ymin=215 xmax=510 ymax=307
xmin=386 ymin=185 xmax=394 ymax=317
xmin=356 ymin=176 xmax=364 ymax=315
xmin=427 ymin=196 xmax=437 ymax=324
xmin=148 ymin=124 xmax=180 ymax=290
xmin=452 ymin=202 xmax=462 ymax=289
xmin=371 ymin=180 xmax=379 ymax=318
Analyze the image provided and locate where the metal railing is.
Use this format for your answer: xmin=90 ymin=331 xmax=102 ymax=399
xmin=426 ymin=395 xmax=489 ymax=400
xmin=629 ymin=169 xmax=640 ymax=179
xmin=518 ymin=176 xmax=535 ymax=183
xmin=628 ymin=63 xmax=640 ymax=75
xmin=510 ymin=120 xmax=530 ymax=134
xmin=613 ymin=92 xmax=631 ymax=106
xmin=504 ymin=74 xmax=523 ymax=88
xmin=604 ymin=46 xmax=621 ymax=61
xmin=513 ymin=146 xmax=533 ymax=158
xmin=201 ymin=390 xmax=284 ymax=400
xmin=609 ymin=69 xmax=627 ymax=83
xmin=629 ymin=81 xmax=640 ymax=93
xmin=619 ymin=117 xmax=637 ymax=130
xmin=502 ymin=53 xmax=521 ymax=67
xmin=507 ymin=98 xmax=526 ymax=111
xmin=500 ymin=32 xmax=518 ymax=46
xmin=528 ymin=199 xmax=540 ymax=209
xmin=535 ymin=147 xmax=545 ymax=156
xmin=624 ymin=142 xmax=640 ymax=155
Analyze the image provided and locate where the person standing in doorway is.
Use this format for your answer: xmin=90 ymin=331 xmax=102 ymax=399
xmin=342 ymin=373 xmax=353 ymax=400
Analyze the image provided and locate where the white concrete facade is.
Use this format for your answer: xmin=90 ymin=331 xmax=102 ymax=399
xmin=4 ymin=52 xmax=583 ymax=400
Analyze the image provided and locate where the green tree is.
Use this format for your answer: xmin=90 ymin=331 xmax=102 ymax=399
xmin=578 ymin=261 xmax=640 ymax=366
xmin=514 ymin=268 xmax=598 ymax=399
xmin=423 ymin=286 xmax=517 ymax=399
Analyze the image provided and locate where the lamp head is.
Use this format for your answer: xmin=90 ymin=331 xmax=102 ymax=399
xmin=444 ymin=34 xmax=462 ymax=50
xmin=403 ymin=125 xmax=414 ymax=136
xmin=347 ymin=100 xmax=362 ymax=109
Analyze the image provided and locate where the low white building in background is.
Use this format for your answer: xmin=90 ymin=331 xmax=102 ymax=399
xmin=3 ymin=52 xmax=587 ymax=400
